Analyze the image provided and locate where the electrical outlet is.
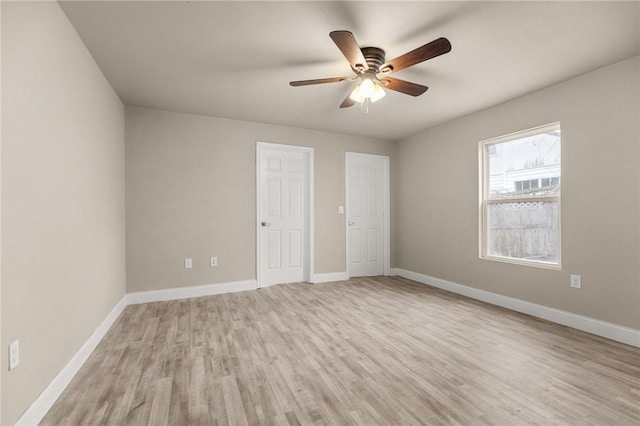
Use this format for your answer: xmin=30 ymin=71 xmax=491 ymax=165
xmin=210 ymin=256 xmax=218 ymax=267
xmin=9 ymin=340 xmax=19 ymax=370
xmin=570 ymin=274 xmax=582 ymax=289
xmin=184 ymin=258 xmax=192 ymax=269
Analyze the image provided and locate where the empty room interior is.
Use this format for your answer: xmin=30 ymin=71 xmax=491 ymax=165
xmin=1 ymin=1 xmax=640 ymax=425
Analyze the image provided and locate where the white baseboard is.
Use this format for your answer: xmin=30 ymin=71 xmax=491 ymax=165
xmin=311 ymin=271 xmax=348 ymax=283
xmin=16 ymin=296 xmax=128 ymax=426
xmin=126 ymin=279 xmax=257 ymax=305
xmin=391 ymin=268 xmax=640 ymax=348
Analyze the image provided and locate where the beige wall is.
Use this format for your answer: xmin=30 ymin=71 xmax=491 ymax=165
xmin=396 ymin=56 xmax=640 ymax=329
xmin=1 ymin=2 xmax=126 ymax=424
xmin=126 ymin=107 xmax=395 ymax=292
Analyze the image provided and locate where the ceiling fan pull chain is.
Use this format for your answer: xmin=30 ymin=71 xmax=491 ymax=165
xmin=362 ymin=98 xmax=370 ymax=114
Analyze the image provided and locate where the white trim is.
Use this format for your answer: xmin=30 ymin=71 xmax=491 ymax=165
xmin=126 ymin=279 xmax=257 ymax=305
xmin=391 ymin=268 xmax=640 ymax=348
xmin=480 ymin=121 xmax=562 ymax=146
xmin=309 ymin=151 xmax=315 ymax=283
xmin=16 ymin=296 xmax=128 ymax=426
xmin=311 ymin=272 xmax=348 ymax=283
xmin=345 ymin=152 xmax=391 ymax=278
xmin=256 ymin=142 xmax=314 ymax=288
xmin=382 ymin=155 xmax=391 ymax=276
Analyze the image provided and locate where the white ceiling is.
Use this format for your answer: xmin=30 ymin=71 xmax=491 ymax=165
xmin=59 ymin=1 xmax=640 ymax=140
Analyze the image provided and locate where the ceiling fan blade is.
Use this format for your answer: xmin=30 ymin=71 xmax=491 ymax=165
xmin=290 ymin=77 xmax=346 ymax=86
xmin=330 ymin=30 xmax=369 ymax=72
xmin=340 ymin=93 xmax=356 ymax=108
xmin=381 ymin=37 xmax=451 ymax=74
xmin=381 ymin=77 xmax=428 ymax=96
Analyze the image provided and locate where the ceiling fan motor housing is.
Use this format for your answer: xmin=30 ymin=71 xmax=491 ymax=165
xmin=357 ymin=47 xmax=386 ymax=74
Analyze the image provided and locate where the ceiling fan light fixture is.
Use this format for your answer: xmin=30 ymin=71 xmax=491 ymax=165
xmin=349 ymin=78 xmax=386 ymax=104
xmin=349 ymin=85 xmax=363 ymax=103
xmin=370 ymin=82 xmax=386 ymax=102
xmin=359 ymin=78 xmax=375 ymax=98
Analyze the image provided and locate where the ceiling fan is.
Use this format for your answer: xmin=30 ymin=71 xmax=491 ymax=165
xmin=290 ymin=31 xmax=452 ymax=109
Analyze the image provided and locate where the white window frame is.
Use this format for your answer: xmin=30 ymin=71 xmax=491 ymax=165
xmin=479 ymin=122 xmax=561 ymax=269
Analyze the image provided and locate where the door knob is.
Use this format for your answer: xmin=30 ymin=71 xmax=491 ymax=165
xmin=348 ymin=221 xmax=355 ymax=226
xmin=261 ymin=221 xmax=271 ymax=227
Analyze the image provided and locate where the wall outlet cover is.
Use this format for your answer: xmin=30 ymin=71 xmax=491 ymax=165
xmin=570 ymin=274 xmax=582 ymax=289
xmin=9 ymin=340 xmax=20 ymax=370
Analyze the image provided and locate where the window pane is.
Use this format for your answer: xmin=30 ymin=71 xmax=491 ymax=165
xmin=487 ymin=201 xmax=559 ymax=263
xmin=487 ymin=130 xmax=561 ymax=199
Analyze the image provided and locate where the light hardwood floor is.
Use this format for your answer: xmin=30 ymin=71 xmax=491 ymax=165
xmin=42 ymin=276 xmax=640 ymax=425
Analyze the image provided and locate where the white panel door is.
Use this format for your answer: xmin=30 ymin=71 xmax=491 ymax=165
xmin=346 ymin=154 xmax=387 ymax=277
xmin=258 ymin=145 xmax=308 ymax=287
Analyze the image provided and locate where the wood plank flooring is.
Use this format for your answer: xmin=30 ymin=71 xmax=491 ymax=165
xmin=42 ymin=276 xmax=640 ymax=425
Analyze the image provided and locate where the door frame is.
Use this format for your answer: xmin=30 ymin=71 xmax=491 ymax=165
xmin=345 ymin=152 xmax=391 ymax=278
xmin=256 ymin=142 xmax=314 ymax=288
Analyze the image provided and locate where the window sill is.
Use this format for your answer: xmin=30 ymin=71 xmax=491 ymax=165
xmin=480 ymin=255 xmax=561 ymax=270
